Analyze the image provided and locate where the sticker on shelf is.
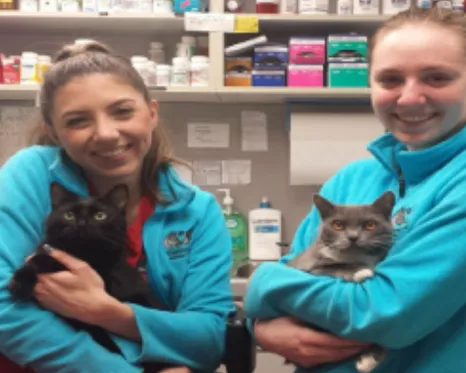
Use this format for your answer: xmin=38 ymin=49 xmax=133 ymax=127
xmin=184 ymin=12 xmax=235 ymax=32
xmin=234 ymin=15 xmax=259 ymax=33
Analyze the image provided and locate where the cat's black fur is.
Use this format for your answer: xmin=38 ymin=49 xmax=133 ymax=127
xmin=9 ymin=182 xmax=175 ymax=372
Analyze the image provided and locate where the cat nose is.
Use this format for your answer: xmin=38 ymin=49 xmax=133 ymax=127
xmin=348 ymin=233 xmax=359 ymax=242
xmin=77 ymin=219 xmax=86 ymax=226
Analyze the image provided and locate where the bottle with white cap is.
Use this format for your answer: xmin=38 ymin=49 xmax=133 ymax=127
xmin=248 ymin=196 xmax=282 ymax=262
xmin=170 ymin=57 xmax=189 ymax=87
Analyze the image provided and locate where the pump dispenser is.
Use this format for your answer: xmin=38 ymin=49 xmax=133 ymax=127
xmin=217 ymin=189 xmax=248 ymax=276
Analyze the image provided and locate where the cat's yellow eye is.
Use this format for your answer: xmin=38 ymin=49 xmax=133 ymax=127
xmin=94 ymin=212 xmax=107 ymax=221
xmin=364 ymin=220 xmax=377 ymax=231
xmin=63 ymin=212 xmax=75 ymax=221
xmin=331 ymin=220 xmax=345 ymax=231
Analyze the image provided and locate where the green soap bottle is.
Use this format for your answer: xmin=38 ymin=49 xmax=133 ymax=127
xmin=217 ymin=189 xmax=248 ymax=277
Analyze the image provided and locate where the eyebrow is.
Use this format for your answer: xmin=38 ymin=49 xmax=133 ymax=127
xmin=61 ymin=98 xmax=136 ymax=119
xmin=375 ymin=66 xmax=455 ymax=75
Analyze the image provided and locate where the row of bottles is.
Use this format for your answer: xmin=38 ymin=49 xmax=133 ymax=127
xmin=217 ymin=189 xmax=283 ymax=277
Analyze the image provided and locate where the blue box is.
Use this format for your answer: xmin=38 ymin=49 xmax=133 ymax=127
xmin=253 ymin=45 xmax=288 ymax=68
xmin=252 ymin=69 xmax=286 ymax=87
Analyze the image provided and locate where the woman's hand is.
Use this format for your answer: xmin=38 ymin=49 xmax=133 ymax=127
xmin=34 ymin=249 xmax=110 ymax=325
xmin=254 ymin=317 xmax=372 ymax=368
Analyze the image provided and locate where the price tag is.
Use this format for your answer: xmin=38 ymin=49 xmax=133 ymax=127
xmin=184 ymin=12 xmax=235 ymax=32
xmin=234 ymin=15 xmax=259 ymax=33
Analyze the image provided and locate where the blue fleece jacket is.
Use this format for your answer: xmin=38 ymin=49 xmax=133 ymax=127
xmin=0 ymin=146 xmax=234 ymax=373
xmin=244 ymin=126 xmax=466 ymax=373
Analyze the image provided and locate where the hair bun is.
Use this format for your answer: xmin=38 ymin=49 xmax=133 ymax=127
xmin=53 ymin=41 xmax=113 ymax=63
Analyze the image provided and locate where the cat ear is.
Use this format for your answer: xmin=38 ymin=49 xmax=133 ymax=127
xmin=372 ymin=191 xmax=395 ymax=219
xmin=50 ymin=182 xmax=76 ymax=209
xmin=313 ymin=194 xmax=335 ymax=219
xmin=101 ymin=184 xmax=129 ymax=210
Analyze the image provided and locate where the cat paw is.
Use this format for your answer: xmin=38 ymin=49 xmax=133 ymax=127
xmin=353 ymin=269 xmax=374 ymax=282
xmin=356 ymin=354 xmax=379 ymax=373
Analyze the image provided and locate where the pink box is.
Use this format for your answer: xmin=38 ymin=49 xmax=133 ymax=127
xmin=289 ymin=37 xmax=326 ymax=65
xmin=287 ymin=65 xmax=324 ymax=87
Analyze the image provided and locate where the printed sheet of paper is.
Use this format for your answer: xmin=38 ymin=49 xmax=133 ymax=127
xmin=222 ymin=160 xmax=252 ymax=185
xmin=172 ymin=162 xmax=193 ymax=184
xmin=241 ymin=110 xmax=268 ymax=152
xmin=187 ymin=123 xmax=230 ymax=148
xmin=0 ymin=106 xmax=37 ymax=166
xmin=192 ymin=160 xmax=222 ymax=186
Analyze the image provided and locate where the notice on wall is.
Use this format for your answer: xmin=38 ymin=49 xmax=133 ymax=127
xmin=192 ymin=160 xmax=222 ymax=186
xmin=184 ymin=12 xmax=235 ymax=32
xmin=188 ymin=123 xmax=230 ymax=148
xmin=241 ymin=110 xmax=268 ymax=152
xmin=222 ymin=160 xmax=251 ymax=185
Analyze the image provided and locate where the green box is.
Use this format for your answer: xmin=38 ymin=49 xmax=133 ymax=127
xmin=327 ymin=63 xmax=369 ymax=88
xmin=327 ymin=34 xmax=368 ymax=62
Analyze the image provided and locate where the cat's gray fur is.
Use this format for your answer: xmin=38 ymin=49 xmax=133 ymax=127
xmin=287 ymin=191 xmax=395 ymax=373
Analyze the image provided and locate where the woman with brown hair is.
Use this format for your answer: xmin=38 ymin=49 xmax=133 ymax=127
xmin=0 ymin=41 xmax=233 ymax=373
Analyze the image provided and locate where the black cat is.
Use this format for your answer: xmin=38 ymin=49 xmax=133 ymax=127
xmin=9 ymin=182 xmax=174 ymax=372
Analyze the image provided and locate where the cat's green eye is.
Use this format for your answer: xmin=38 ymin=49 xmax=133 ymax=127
xmin=364 ymin=220 xmax=377 ymax=231
xmin=331 ymin=220 xmax=345 ymax=231
xmin=94 ymin=212 xmax=108 ymax=221
xmin=63 ymin=212 xmax=75 ymax=221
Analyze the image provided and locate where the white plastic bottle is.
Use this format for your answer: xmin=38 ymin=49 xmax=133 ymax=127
xmin=170 ymin=57 xmax=189 ymax=87
xmin=131 ymin=55 xmax=149 ymax=84
xmin=190 ymin=55 xmax=209 ymax=87
xmin=248 ymin=197 xmax=282 ymax=261
xmin=20 ymin=52 xmax=39 ymax=84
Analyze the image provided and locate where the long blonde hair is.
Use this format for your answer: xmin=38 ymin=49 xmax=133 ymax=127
xmin=30 ymin=41 xmax=187 ymax=204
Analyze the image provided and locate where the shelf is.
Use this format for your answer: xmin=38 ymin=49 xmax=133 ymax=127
xmin=0 ymin=12 xmax=186 ymax=34
xmin=253 ymin=14 xmax=388 ymax=33
xmin=0 ymin=85 xmax=39 ymax=101
xmin=256 ymin=14 xmax=388 ymax=24
xmin=217 ymin=87 xmax=371 ymax=103
xmin=0 ymin=85 xmax=371 ymax=103
xmin=0 ymin=85 xmax=219 ymax=103
xmin=150 ymin=86 xmax=219 ymax=102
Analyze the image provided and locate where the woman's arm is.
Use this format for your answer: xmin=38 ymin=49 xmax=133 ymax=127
xmin=245 ymin=172 xmax=466 ymax=349
xmin=0 ymin=147 xmax=141 ymax=373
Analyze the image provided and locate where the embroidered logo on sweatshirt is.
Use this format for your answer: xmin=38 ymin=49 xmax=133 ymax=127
xmin=392 ymin=207 xmax=412 ymax=230
xmin=164 ymin=229 xmax=193 ymax=259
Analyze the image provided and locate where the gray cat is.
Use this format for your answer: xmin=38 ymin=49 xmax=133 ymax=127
xmin=287 ymin=191 xmax=395 ymax=373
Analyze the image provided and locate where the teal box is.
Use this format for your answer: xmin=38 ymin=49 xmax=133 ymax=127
xmin=327 ymin=34 xmax=368 ymax=62
xmin=327 ymin=63 xmax=368 ymax=88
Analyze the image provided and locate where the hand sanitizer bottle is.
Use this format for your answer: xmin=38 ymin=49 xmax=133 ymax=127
xmin=217 ymin=189 xmax=248 ymax=277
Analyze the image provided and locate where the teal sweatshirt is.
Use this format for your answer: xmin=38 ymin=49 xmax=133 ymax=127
xmin=0 ymin=146 xmax=234 ymax=373
xmin=244 ymin=127 xmax=466 ymax=373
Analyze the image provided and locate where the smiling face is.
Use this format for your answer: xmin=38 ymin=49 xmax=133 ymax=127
xmin=47 ymin=73 xmax=157 ymax=187
xmin=370 ymin=23 xmax=466 ymax=149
